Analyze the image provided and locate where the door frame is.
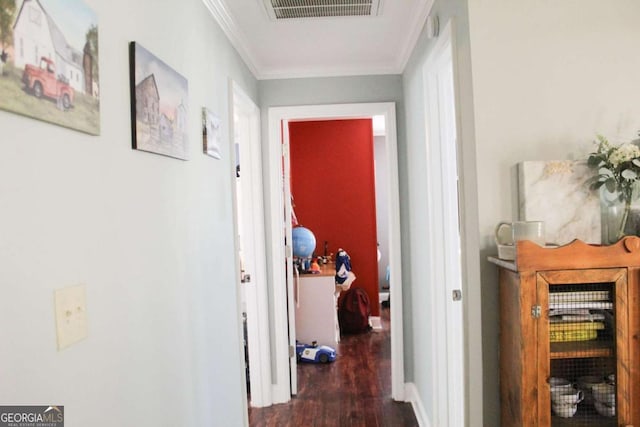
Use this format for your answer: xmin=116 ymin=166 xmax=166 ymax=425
xmin=229 ymin=80 xmax=272 ymax=408
xmin=266 ymin=102 xmax=405 ymax=403
xmin=422 ymin=19 xmax=466 ymax=427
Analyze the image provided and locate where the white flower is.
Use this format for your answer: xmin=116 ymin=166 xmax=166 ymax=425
xmin=609 ymin=143 xmax=640 ymax=168
xmin=597 ymin=136 xmax=612 ymax=153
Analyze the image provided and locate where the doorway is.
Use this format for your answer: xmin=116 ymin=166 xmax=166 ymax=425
xmin=230 ymin=80 xmax=272 ymax=408
xmin=265 ymin=103 xmax=405 ymax=404
xmin=423 ymin=20 xmax=465 ymax=427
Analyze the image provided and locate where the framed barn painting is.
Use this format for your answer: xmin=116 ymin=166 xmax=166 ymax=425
xmin=0 ymin=0 xmax=100 ymax=135
xmin=129 ymin=42 xmax=189 ymax=160
xmin=202 ymin=107 xmax=221 ymax=159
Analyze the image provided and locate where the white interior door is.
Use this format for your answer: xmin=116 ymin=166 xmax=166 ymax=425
xmin=281 ymin=121 xmax=298 ymax=395
xmin=423 ymin=20 xmax=465 ymax=427
xmin=231 ymin=81 xmax=272 ymax=408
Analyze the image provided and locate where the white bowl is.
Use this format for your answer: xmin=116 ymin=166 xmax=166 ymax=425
xmin=552 ymin=403 xmax=577 ymax=418
xmin=592 ymin=383 xmax=616 ymax=405
xmin=551 ymin=388 xmax=583 ymax=405
xmin=550 ymin=378 xmax=573 ymax=395
xmin=594 ymin=401 xmax=616 ymax=417
xmin=550 ymin=377 xmax=572 ymax=388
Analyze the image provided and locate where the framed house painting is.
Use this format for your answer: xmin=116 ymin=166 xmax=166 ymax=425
xmin=129 ymin=42 xmax=189 ymax=160
xmin=202 ymin=107 xmax=221 ymax=159
xmin=0 ymin=0 xmax=100 ymax=135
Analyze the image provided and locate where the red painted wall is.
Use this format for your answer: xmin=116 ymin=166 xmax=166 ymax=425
xmin=289 ymin=119 xmax=379 ymax=315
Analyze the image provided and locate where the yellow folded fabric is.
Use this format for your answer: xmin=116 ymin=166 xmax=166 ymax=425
xmin=549 ymin=322 xmax=605 ymax=332
xmin=550 ymin=329 xmax=598 ymax=342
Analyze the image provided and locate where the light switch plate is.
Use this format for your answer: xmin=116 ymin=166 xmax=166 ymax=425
xmin=54 ymin=284 xmax=88 ymax=350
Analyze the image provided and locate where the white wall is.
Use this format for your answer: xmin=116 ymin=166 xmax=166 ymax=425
xmin=0 ymin=0 xmax=257 ymax=425
xmin=468 ymin=0 xmax=640 ymax=422
xmin=402 ymin=0 xmax=483 ymax=425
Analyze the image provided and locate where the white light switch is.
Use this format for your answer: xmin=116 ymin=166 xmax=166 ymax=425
xmin=54 ymin=284 xmax=88 ymax=350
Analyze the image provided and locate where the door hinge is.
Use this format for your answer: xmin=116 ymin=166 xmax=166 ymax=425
xmin=289 ymin=345 xmax=295 ymax=358
xmin=285 ymin=244 xmax=293 ymax=258
xmin=452 ymin=289 xmax=462 ymax=301
xmin=531 ymin=305 xmax=542 ymax=319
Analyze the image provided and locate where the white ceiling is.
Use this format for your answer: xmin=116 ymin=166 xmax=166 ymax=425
xmin=203 ymin=0 xmax=434 ymax=80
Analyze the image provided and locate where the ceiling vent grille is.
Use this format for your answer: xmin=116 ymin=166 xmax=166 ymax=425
xmin=263 ymin=0 xmax=382 ymax=20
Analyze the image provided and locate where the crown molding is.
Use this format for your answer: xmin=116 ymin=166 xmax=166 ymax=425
xmin=202 ymin=0 xmax=261 ymax=78
xmin=257 ymin=62 xmax=401 ymax=80
xmin=395 ymin=0 xmax=434 ymax=72
xmin=203 ymin=0 xmax=433 ymax=80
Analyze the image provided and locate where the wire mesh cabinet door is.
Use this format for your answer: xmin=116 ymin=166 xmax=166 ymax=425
xmin=536 ymin=268 xmax=630 ymax=427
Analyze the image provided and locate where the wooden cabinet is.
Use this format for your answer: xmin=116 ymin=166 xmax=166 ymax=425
xmin=489 ymin=238 xmax=640 ymax=427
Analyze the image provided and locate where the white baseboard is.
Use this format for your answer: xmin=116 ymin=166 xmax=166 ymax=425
xmin=405 ymin=382 xmax=430 ymax=427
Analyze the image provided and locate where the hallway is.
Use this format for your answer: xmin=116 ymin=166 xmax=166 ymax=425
xmin=248 ymin=307 xmax=418 ymax=426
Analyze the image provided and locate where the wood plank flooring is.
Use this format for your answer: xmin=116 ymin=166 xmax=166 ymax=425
xmin=248 ymin=307 xmax=418 ymax=426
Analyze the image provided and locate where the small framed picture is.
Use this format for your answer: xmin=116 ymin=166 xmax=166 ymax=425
xmin=202 ymin=107 xmax=221 ymax=159
xmin=129 ymin=41 xmax=189 ymax=160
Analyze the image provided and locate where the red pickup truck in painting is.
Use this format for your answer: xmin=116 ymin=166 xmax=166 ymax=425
xmin=22 ymin=57 xmax=74 ymax=110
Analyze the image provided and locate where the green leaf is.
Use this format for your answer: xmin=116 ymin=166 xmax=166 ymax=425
xmin=605 ymin=178 xmax=617 ymax=193
xmin=622 ymin=169 xmax=638 ymax=180
xmin=587 ymin=156 xmax=601 ymax=167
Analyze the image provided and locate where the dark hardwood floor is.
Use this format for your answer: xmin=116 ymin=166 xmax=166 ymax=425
xmin=248 ymin=306 xmax=418 ymax=427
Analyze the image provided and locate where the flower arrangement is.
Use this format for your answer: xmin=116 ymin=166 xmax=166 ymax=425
xmin=587 ymin=134 xmax=640 ymax=242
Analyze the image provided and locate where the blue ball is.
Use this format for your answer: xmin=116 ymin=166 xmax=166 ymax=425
xmin=292 ymin=226 xmax=316 ymax=258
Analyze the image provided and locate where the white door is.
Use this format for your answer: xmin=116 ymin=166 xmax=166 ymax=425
xmin=423 ymin=20 xmax=465 ymax=427
xmin=281 ymin=121 xmax=298 ymax=395
xmin=231 ymin=81 xmax=272 ymax=408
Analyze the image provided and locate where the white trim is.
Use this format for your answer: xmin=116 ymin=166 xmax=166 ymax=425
xmin=229 ymin=87 xmax=249 ymax=427
xmin=267 ymin=102 xmax=405 ymax=402
xmin=281 ymin=113 xmax=298 ymax=396
xmin=256 ymin=64 xmax=401 ymax=81
xmin=266 ymin=108 xmax=292 ymax=404
xmin=230 ymin=80 xmax=273 ymax=408
xmin=405 ymin=383 xmax=431 ymax=427
xmin=395 ymin=0 xmax=435 ymax=73
xmin=202 ymin=0 xmax=261 ymax=77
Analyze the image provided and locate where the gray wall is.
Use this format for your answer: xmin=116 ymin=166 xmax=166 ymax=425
xmin=0 ymin=0 xmax=257 ymax=425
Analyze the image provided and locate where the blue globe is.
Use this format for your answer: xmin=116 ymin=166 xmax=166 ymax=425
xmin=292 ymin=226 xmax=316 ymax=258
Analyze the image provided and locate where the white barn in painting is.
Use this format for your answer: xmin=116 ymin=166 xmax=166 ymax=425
xmin=12 ymin=0 xmax=85 ymax=94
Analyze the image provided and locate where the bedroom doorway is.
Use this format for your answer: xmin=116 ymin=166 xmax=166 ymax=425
xmin=266 ymin=103 xmax=405 ymax=403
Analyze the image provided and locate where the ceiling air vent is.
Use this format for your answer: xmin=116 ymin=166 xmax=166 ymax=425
xmin=263 ymin=0 xmax=382 ymax=20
